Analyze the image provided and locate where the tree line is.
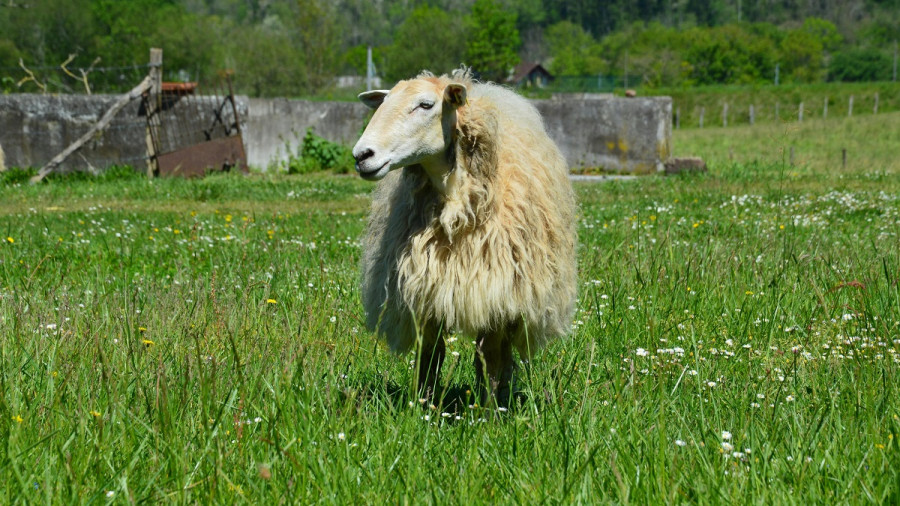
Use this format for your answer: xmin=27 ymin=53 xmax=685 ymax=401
xmin=0 ymin=0 xmax=897 ymax=97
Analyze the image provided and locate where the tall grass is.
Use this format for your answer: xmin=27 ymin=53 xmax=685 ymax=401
xmin=0 ymin=139 xmax=898 ymax=501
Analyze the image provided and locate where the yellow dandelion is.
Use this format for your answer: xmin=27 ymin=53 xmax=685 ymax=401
xmin=90 ymin=410 xmax=102 ymax=418
xmin=139 ymin=327 xmax=147 ymax=332
xmin=225 ymin=214 xmax=233 ymax=223
xmin=12 ymin=415 xmax=23 ymax=423
xmin=190 ymin=211 xmax=197 ymax=217
xmin=173 ymin=229 xmax=181 ymax=235
xmin=692 ymin=222 xmax=699 ymax=228
xmin=6 ymin=236 xmax=13 ymax=244
xmin=266 ymin=299 xmax=277 ymax=305
xmin=745 ymin=290 xmax=754 ymax=295
xmin=142 ymin=339 xmax=155 ymax=346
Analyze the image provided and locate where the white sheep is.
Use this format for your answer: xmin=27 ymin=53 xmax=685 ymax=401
xmin=353 ymin=68 xmax=577 ymax=406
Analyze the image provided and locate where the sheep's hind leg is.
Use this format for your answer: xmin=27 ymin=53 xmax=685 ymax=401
xmin=473 ymin=326 xmax=515 ymax=408
xmin=416 ymin=321 xmax=446 ymax=402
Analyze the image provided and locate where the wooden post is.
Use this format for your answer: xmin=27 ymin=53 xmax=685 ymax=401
xmin=749 ymin=104 xmax=755 ymax=125
xmin=823 ymin=97 xmax=828 ymax=119
xmin=874 ymin=92 xmax=879 ymax=114
xmin=848 ymin=95 xmax=854 ymax=117
xmin=675 ymin=107 xmax=680 ymax=129
xmin=790 ymin=146 xmax=795 ymax=166
xmin=699 ymin=107 xmax=705 ymax=128
xmin=798 ymin=102 xmax=804 ymax=123
xmin=842 ymin=148 xmax=847 ymax=169
xmin=722 ymin=102 xmax=728 ymax=127
xmin=145 ymin=48 xmax=163 ymax=177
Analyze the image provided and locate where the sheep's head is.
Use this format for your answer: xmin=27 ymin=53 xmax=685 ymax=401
xmin=353 ymin=77 xmax=467 ymax=182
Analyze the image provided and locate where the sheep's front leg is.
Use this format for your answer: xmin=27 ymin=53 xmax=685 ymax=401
xmin=416 ymin=321 xmax=446 ymax=401
xmin=473 ymin=329 xmax=514 ymax=408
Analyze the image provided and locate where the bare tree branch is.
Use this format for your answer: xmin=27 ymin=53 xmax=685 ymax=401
xmin=60 ymin=54 xmax=101 ymax=94
xmin=16 ymin=58 xmax=46 ymax=93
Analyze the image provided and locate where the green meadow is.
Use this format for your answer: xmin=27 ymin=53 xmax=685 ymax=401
xmin=0 ymin=112 xmax=898 ymax=503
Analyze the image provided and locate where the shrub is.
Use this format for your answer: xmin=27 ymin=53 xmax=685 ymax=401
xmin=286 ymin=128 xmax=354 ymax=175
xmin=828 ymin=48 xmax=892 ymax=82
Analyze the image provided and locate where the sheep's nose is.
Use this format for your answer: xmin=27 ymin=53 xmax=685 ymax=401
xmin=354 ymin=148 xmax=374 ymax=163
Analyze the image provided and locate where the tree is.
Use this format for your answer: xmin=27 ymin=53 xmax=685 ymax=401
xmin=544 ymin=21 xmax=602 ymax=75
xmin=465 ymin=0 xmax=520 ymax=81
xmin=381 ymin=5 xmax=467 ymax=82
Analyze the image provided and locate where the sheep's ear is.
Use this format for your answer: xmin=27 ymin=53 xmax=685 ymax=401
xmin=443 ymin=83 xmax=467 ymax=108
xmin=358 ymin=90 xmax=389 ymax=109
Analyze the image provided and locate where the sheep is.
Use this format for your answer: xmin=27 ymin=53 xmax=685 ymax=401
xmin=353 ymin=68 xmax=577 ymax=406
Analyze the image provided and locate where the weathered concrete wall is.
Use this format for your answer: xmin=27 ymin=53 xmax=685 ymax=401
xmin=0 ymin=94 xmax=147 ymax=172
xmin=538 ymin=96 xmax=672 ymax=173
xmin=243 ymin=98 xmax=370 ymax=169
xmin=0 ymin=93 xmax=672 ymax=174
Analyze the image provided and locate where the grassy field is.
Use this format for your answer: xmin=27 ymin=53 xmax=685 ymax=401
xmin=659 ymin=81 xmax=900 ymax=128
xmin=674 ymin=110 xmax=900 ymax=174
xmin=1 ymin=118 xmax=899 ymax=502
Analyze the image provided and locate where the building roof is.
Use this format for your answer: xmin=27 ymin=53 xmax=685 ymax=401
xmin=508 ymin=62 xmax=553 ymax=84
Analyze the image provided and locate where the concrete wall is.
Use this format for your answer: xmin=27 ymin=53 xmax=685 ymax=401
xmin=0 ymin=93 xmax=671 ymax=174
xmin=538 ymin=96 xmax=671 ymax=173
xmin=0 ymin=94 xmax=147 ymax=172
xmin=243 ymin=98 xmax=370 ymax=169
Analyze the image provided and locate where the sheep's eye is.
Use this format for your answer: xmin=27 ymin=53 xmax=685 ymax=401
xmin=418 ymin=101 xmax=434 ymax=110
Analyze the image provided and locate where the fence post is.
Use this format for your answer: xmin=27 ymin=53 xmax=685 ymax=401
xmin=823 ymin=97 xmax=828 ymax=119
xmin=699 ymin=107 xmax=705 ymax=128
xmin=675 ymin=107 xmax=680 ymax=129
xmin=723 ymin=102 xmax=728 ymax=127
xmin=874 ymin=92 xmax=879 ymax=114
xmin=799 ymin=101 xmax=803 ymax=123
xmin=145 ymin=48 xmax=163 ymax=177
xmin=848 ymin=95 xmax=854 ymax=117
xmin=790 ymin=146 xmax=795 ymax=166
xmin=749 ymin=104 xmax=755 ymax=125
xmin=842 ymin=148 xmax=847 ymax=169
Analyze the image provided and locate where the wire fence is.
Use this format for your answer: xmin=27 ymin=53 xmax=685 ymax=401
xmin=0 ymin=62 xmax=152 ymax=95
xmin=673 ymin=92 xmax=896 ymax=129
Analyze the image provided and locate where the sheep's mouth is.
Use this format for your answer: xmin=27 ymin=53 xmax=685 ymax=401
xmin=357 ymin=160 xmax=390 ymax=180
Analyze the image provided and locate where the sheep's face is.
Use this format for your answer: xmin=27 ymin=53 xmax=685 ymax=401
xmin=353 ymin=78 xmax=466 ymax=182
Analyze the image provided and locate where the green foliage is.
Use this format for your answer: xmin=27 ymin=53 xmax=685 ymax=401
xmin=829 ymin=48 xmax=893 ymax=82
xmin=0 ymin=1 xmax=895 ymax=97
xmin=544 ymin=21 xmax=603 ymax=76
xmin=381 ymin=6 xmax=467 ymax=82
xmin=465 ymin=0 xmax=521 ymax=82
xmin=684 ymin=24 xmax=778 ymax=85
xmin=285 ymin=129 xmax=354 ymax=175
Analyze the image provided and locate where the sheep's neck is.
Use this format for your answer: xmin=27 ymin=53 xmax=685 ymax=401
xmin=418 ymin=154 xmax=456 ymax=196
